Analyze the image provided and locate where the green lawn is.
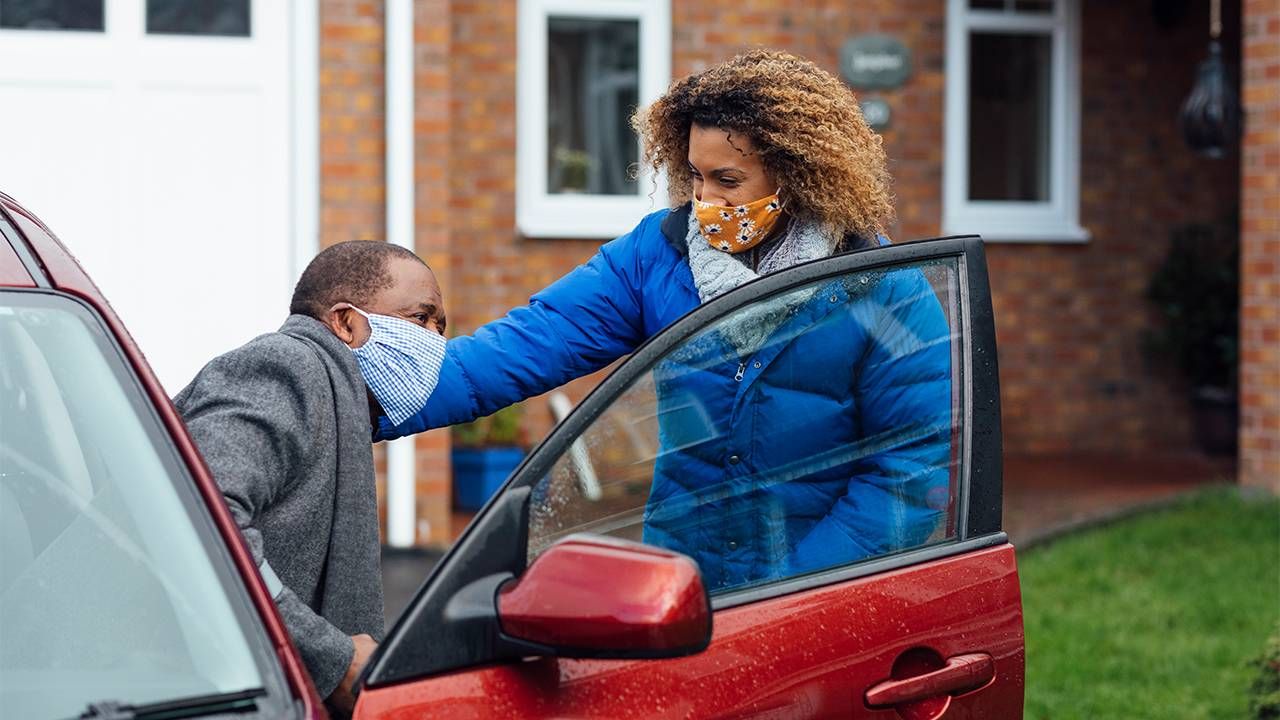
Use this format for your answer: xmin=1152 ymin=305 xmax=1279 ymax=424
xmin=1020 ymin=487 xmax=1280 ymax=719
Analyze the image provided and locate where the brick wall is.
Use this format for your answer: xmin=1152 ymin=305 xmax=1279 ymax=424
xmin=992 ymin=2 xmax=1240 ymax=453
xmin=320 ymin=1 xmax=386 ymax=248
xmin=1241 ymin=0 xmax=1280 ymax=491
xmin=678 ymin=0 xmax=1240 ymax=454
xmin=321 ymin=1 xmax=459 ymax=544
xmin=410 ymin=0 xmax=457 ymax=542
xmin=320 ymin=1 xmax=387 ymax=538
xmin=671 ymin=0 xmax=947 ymax=242
xmin=445 ymin=0 xmax=626 ymax=453
xmin=320 ymin=0 xmax=1259 ymax=547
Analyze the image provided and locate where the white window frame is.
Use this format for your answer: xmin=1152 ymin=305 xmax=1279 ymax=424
xmin=943 ymin=0 xmax=1088 ymax=243
xmin=517 ymin=0 xmax=670 ymax=239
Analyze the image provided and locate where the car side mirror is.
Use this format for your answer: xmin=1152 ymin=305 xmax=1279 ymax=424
xmin=496 ymin=534 xmax=711 ymax=658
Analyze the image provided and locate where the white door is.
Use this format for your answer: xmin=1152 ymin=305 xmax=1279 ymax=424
xmin=0 ymin=1 xmax=312 ymax=391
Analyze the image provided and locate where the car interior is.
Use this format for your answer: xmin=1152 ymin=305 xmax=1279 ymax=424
xmin=0 ymin=300 xmax=263 ymax=716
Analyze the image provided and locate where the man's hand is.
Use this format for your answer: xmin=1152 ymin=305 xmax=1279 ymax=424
xmin=326 ymin=634 xmax=378 ymax=719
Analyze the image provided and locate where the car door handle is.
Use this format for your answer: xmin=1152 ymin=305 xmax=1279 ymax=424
xmin=864 ymin=652 xmax=995 ymax=708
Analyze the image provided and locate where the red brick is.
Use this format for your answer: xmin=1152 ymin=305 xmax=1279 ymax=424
xmin=320 ymin=0 xmax=1280 ymax=546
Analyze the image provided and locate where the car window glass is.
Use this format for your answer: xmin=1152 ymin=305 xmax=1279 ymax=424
xmin=0 ymin=295 xmax=266 ymax=718
xmin=528 ymin=258 xmax=964 ymax=595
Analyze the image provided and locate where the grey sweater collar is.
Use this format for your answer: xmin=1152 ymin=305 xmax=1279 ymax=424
xmin=682 ymin=210 xmax=835 ymax=358
xmin=279 ymin=314 xmax=362 ymax=378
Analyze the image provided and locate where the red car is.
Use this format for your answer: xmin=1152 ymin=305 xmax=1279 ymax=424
xmin=0 ymin=191 xmax=1023 ymax=719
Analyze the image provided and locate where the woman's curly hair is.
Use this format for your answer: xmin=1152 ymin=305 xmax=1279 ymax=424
xmin=632 ymin=49 xmax=894 ymax=243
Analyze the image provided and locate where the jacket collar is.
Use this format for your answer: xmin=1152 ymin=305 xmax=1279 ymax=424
xmin=660 ymin=202 xmax=694 ymax=257
xmin=278 ymin=313 xmax=364 ymax=388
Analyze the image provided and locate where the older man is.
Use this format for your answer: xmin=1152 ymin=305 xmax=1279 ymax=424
xmin=175 ymin=241 xmax=446 ymax=714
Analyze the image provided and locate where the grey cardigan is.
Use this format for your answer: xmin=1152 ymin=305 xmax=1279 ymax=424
xmin=174 ymin=315 xmax=384 ymax=698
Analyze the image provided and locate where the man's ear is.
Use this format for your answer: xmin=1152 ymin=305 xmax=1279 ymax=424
xmin=326 ymin=303 xmax=361 ymax=347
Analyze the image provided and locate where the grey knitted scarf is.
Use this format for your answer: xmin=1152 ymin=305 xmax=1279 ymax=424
xmin=685 ymin=209 xmax=836 ymax=357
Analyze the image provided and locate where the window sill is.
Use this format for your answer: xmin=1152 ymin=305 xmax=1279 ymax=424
xmin=518 ymin=193 xmax=667 ymax=240
xmin=943 ymin=222 xmax=1091 ymax=244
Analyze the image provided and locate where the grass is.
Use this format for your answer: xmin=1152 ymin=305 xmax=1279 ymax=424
xmin=1020 ymin=487 xmax=1280 ymax=719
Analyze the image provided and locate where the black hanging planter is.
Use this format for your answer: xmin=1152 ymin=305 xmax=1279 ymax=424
xmin=1179 ymin=41 xmax=1240 ymax=158
xmin=1179 ymin=0 xmax=1240 ymax=158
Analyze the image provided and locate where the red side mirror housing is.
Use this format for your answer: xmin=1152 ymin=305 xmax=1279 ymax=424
xmin=496 ymin=534 xmax=711 ymax=658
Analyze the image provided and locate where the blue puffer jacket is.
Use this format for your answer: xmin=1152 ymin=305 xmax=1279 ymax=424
xmin=382 ymin=205 xmax=951 ymax=591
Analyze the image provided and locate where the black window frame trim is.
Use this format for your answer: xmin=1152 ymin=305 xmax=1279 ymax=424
xmin=712 ymin=532 xmax=1009 ymax=610
xmin=366 ymin=234 xmax=1003 ymax=688
xmin=0 ymin=213 xmax=50 ymax=288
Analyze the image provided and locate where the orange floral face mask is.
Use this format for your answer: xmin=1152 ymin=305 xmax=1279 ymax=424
xmin=693 ymin=190 xmax=783 ymax=253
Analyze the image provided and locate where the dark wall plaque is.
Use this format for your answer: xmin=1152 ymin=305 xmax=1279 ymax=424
xmin=840 ymin=34 xmax=912 ymax=90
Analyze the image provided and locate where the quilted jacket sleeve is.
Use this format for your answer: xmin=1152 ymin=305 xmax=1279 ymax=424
xmin=377 ymin=211 xmax=664 ymax=439
xmin=787 ymin=266 xmax=953 ymax=572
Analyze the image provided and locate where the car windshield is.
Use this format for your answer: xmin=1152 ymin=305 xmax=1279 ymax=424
xmin=0 ymin=293 xmax=272 ymax=719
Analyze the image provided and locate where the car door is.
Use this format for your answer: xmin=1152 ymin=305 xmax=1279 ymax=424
xmin=355 ymin=236 xmax=1023 ymax=719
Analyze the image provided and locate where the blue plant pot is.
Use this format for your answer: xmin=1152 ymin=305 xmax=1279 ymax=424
xmin=451 ymin=447 xmax=524 ymax=511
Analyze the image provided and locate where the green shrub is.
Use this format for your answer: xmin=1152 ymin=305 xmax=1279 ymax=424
xmin=451 ymin=403 xmax=524 ymax=448
xmin=1144 ymin=218 xmax=1239 ymax=389
xmin=1250 ymin=626 xmax=1280 ymax=719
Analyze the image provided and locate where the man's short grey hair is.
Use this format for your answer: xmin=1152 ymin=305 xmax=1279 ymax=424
xmin=289 ymin=241 xmax=426 ymax=320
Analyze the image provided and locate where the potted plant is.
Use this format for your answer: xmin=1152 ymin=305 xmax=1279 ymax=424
xmin=1145 ymin=217 xmax=1240 ymax=455
xmin=552 ymin=147 xmax=592 ymax=193
xmin=450 ymin=403 xmax=526 ymax=511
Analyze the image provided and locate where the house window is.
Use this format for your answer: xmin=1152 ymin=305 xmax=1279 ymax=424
xmin=147 ymin=0 xmax=250 ymax=37
xmin=0 ymin=0 xmax=103 ymax=31
xmin=518 ymin=0 xmax=670 ymax=239
xmin=944 ymin=0 xmax=1087 ymax=242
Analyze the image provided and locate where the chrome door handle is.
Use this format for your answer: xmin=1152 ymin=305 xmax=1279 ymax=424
xmin=864 ymin=652 xmax=995 ymax=708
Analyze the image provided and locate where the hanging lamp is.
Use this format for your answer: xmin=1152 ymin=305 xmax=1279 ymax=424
xmin=1178 ymin=0 xmax=1240 ymax=158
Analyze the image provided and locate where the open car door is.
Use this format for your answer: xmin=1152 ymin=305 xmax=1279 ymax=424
xmin=356 ymin=235 xmax=1024 ymax=719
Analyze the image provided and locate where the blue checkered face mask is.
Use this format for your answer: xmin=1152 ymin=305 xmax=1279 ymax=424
xmin=349 ymin=307 xmax=447 ymax=426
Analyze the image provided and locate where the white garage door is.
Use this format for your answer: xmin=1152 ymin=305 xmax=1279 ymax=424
xmin=0 ymin=1 xmax=315 ymax=392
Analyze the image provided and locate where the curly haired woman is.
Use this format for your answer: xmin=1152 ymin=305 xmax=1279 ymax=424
xmin=384 ymin=50 xmax=951 ymax=591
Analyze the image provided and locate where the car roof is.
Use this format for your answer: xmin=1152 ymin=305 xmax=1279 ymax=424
xmin=0 ymin=190 xmax=110 ymax=302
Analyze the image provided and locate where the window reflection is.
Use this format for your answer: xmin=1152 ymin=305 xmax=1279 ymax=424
xmin=968 ymin=32 xmax=1052 ymax=202
xmin=0 ymin=0 xmax=103 ymax=31
xmin=969 ymin=0 xmax=1054 ymax=11
xmin=547 ymin=17 xmax=640 ymax=196
xmin=0 ymin=294 xmax=265 ymax=718
xmin=147 ymin=0 xmax=249 ymax=37
xmin=529 ymin=259 xmax=962 ymax=595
